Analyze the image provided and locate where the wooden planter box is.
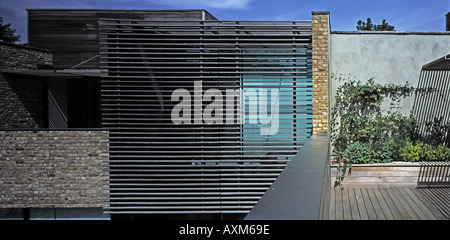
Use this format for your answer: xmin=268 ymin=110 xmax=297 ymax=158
xmin=331 ymin=162 xmax=450 ymax=188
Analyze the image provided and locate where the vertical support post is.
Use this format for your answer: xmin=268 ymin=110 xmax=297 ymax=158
xmin=23 ymin=208 xmax=30 ymax=221
xmin=311 ymin=11 xmax=330 ymax=134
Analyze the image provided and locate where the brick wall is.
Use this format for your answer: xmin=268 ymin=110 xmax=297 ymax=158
xmin=0 ymin=42 xmax=52 ymax=128
xmin=311 ymin=12 xmax=330 ymax=134
xmin=0 ymin=130 xmax=108 ymax=208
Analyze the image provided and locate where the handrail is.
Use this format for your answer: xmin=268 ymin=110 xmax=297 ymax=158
xmin=244 ymin=133 xmax=330 ymax=220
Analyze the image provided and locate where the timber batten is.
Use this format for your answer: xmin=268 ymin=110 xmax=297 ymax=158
xmin=99 ymin=18 xmax=313 ymax=214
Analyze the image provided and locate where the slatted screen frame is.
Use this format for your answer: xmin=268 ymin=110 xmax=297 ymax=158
xmin=413 ymin=59 xmax=450 ymax=138
xmin=99 ymin=19 xmax=313 ymax=215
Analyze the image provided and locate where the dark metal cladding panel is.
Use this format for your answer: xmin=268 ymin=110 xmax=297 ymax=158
xmin=27 ymin=9 xmax=212 ymax=69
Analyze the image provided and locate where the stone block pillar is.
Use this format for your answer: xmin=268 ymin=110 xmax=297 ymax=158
xmin=311 ymin=11 xmax=330 ymax=134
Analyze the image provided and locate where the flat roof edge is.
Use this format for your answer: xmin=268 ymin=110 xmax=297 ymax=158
xmin=0 ymin=41 xmax=52 ymax=53
xmin=26 ymin=9 xmax=210 ymax=12
xmin=1 ymin=69 xmax=107 ymax=77
xmin=26 ymin=8 xmax=218 ymax=20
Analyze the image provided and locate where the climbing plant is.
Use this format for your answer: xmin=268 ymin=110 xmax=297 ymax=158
xmin=330 ymin=75 xmax=417 ymax=189
xmin=330 ymin=74 xmax=416 ymax=160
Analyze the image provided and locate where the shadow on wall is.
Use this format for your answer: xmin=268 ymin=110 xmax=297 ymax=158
xmin=0 ymin=73 xmax=47 ymax=128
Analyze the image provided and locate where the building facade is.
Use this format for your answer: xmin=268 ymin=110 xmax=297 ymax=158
xmin=0 ymin=9 xmax=448 ymax=220
xmin=1 ymin=9 xmax=330 ymax=220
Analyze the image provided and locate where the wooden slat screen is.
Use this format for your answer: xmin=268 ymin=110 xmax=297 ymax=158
xmin=413 ymin=65 xmax=450 ymax=138
xmin=99 ymin=19 xmax=313 ymax=214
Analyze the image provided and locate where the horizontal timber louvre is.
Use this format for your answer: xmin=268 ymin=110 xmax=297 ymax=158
xmin=99 ymin=19 xmax=313 ymax=215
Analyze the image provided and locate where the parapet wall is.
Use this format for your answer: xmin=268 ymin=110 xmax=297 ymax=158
xmin=329 ymin=32 xmax=450 ymax=115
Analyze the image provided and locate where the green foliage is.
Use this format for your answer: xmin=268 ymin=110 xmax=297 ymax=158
xmin=344 ymin=142 xmax=392 ymax=164
xmin=399 ymin=141 xmax=424 ymax=162
xmin=357 ymin=18 xmax=395 ymax=31
xmin=0 ymin=17 xmax=21 ymax=43
xmin=399 ymin=141 xmax=450 ymax=162
xmin=374 ymin=19 xmax=395 ymax=31
xmin=420 ymin=117 xmax=450 ymax=147
xmin=344 ymin=142 xmax=374 ymax=164
xmin=348 ymin=114 xmax=417 ymax=153
xmin=432 ymin=145 xmax=450 ymax=161
xmin=331 ymin=74 xmax=450 ymax=188
xmin=356 ymin=18 xmax=374 ymax=31
xmin=330 ymin=75 xmax=416 ymax=158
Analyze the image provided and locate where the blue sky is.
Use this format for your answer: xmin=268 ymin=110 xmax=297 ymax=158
xmin=0 ymin=0 xmax=449 ymax=43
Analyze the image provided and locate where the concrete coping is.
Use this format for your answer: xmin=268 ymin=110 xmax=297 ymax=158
xmin=312 ymin=11 xmax=330 ymax=15
xmin=245 ymin=134 xmax=330 ymax=220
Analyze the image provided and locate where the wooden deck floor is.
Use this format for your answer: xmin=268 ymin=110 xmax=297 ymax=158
xmin=329 ymin=187 xmax=449 ymax=220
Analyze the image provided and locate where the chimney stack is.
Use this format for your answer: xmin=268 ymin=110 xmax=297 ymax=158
xmin=447 ymin=12 xmax=450 ymax=31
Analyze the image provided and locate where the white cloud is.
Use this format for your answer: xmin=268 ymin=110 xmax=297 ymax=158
xmin=150 ymin=0 xmax=255 ymax=9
